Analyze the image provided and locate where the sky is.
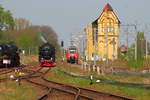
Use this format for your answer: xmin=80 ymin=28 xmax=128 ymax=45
xmin=0 ymin=0 xmax=150 ymax=47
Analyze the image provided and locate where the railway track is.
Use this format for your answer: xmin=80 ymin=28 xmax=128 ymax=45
xmin=39 ymin=77 xmax=132 ymax=100
xmin=0 ymin=64 xmax=28 ymax=75
xmin=0 ymin=64 xmax=38 ymax=82
xmin=0 ymin=65 xmax=133 ymax=100
xmin=0 ymin=68 xmax=14 ymax=75
xmin=22 ymin=66 xmax=133 ymax=100
xmin=0 ymin=65 xmax=26 ymax=82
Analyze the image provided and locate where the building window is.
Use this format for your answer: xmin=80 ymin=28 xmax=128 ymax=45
xmin=107 ymin=27 xmax=111 ymax=32
xmin=111 ymin=27 xmax=114 ymax=32
xmin=101 ymin=27 xmax=104 ymax=32
xmin=107 ymin=27 xmax=114 ymax=32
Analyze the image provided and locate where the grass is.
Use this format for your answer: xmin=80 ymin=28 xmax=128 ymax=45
xmin=20 ymin=55 xmax=38 ymax=65
xmin=96 ymin=84 xmax=150 ymax=100
xmin=127 ymin=60 xmax=143 ymax=68
xmin=47 ymin=67 xmax=150 ymax=100
xmin=0 ymin=81 xmax=38 ymax=100
xmin=126 ymin=57 xmax=150 ymax=68
xmin=48 ymin=67 xmax=90 ymax=86
xmin=0 ymin=74 xmax=7 ymax=78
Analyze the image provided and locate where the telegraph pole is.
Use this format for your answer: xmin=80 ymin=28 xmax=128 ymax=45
xmin=121 ymin=24 xmax=138 ymax=60
xmin=126 ymin=24 xmax=129 ymax=49
xmin=82 ymin=39 xmax=85 ymax=59
xmin=146 ymin=39 xmax=148 ymax=59
xmin=112 ymin=24 xmax=116 ymax=61
xmin=145 ymin=24 xmax=149 ymax=59
xmin=134 ymin=25 xmax=137 ymax=60
xmin=112 ymin=37 xmax=115 ymax=61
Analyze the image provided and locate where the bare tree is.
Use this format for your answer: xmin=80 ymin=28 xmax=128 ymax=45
xmin=14 ymin=18 xmax=32 ymax=30
xmin=32 ymin=25 xmax=58 ymax=47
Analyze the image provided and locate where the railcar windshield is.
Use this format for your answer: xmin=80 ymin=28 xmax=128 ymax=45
xmin=69 ymin=50 xmax=76 ymax=54
xmin=69 ymin=48 xmax=76 ymax=50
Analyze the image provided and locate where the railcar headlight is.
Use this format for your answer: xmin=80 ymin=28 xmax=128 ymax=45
xmin=3 ymin=59 xmax=11 ymax=64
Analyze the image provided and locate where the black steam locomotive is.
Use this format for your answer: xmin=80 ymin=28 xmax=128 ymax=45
xmin=0 ymin=42 xmax=20 ymax=67
xmin=39 ymin=43 xmax=56 ymax=67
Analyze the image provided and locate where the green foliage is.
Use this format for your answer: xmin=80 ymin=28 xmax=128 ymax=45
xmin=0 ymin=6 xmax=59 ymax=54
xmin=0 ymin=27 xmax=41 ymax=47
xmin=121 ymin=32 xmax=148 ymax=68
xmin=122 ymin=32 xmax=146 ymax=61
xmin=118 ymin=48 xmax=134 ymax=61
xmin=127 ymin=60 xmax=143 ymax=68
xmin=137 ymin=32 xmax=145 ymax=40
xmin=137 ymin=32 xmax=146 ymax=60
xmin=0 ymin=25 xmax=59 ymax=55
xmin=0 ymin=6 xmax=15 ymax=31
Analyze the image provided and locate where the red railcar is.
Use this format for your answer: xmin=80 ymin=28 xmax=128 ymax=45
xmin=66 ymin=46 xmax=78 ymax=64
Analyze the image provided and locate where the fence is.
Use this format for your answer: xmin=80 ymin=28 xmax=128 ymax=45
xmin=20 ymin=47 xmax=39 ymax=55
xmin=81 ymin=62 xmax=150 ymax=76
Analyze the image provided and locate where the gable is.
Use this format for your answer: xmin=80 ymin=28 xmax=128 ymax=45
xmin=98 ymin=11 xmax=120 ymax=24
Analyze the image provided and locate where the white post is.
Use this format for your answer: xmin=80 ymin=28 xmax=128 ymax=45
xmin=84 ymin=62 xmax=87 ymax=71
xmin=97 ymin=66 xmax=100 ymax=75
xmin=84 ymin=64 xmax=86 ymax=71
xmin=88 ymin=65 xmax=91 ymax=72
xmin=82 ymin=64 xmax=84 ymax=70
xmin=93 ymin=65 xmax=95 ymax=71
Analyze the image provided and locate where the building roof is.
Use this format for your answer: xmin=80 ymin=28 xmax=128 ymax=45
xmin=92 ymin=3 xmax=120 ymax=25
xmin=103 ymin=3 xmax=113 ymax=11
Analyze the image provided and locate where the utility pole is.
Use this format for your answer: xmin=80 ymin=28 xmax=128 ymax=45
xmin=126 ymin=24 xmax=129 ymax=49
xmin=146 ymin=39 xmax=148 ymax=59
xmin=134 ymin=25 xmax=137 ymax=60
xmin=82 ymin=39 xmax=85 ymax=59
xmin=112 ymin=24 xmax=116 ymax=61
xmin=70 ymin=33 xmax=73 ymax=46
xmin=121 ymin=24 xmax=138 ymax=60
xmin=112 ymin=37 xmax=115 ymax=61
xmin=145 ymin=24 xmax=148 ymax=59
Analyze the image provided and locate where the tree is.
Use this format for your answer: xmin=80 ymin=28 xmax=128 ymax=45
xmin=40 ymin=25 xmax=58 ymax=43
xmin=0 ymin=6 xmax=14 ymax=31
xmin=14 ymin=18 xmax=32 ymax=30
xmin=33 ymin=25 xmax=58 ymax=47
xmin=136 ymin=32 xmax=146 ymax=60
